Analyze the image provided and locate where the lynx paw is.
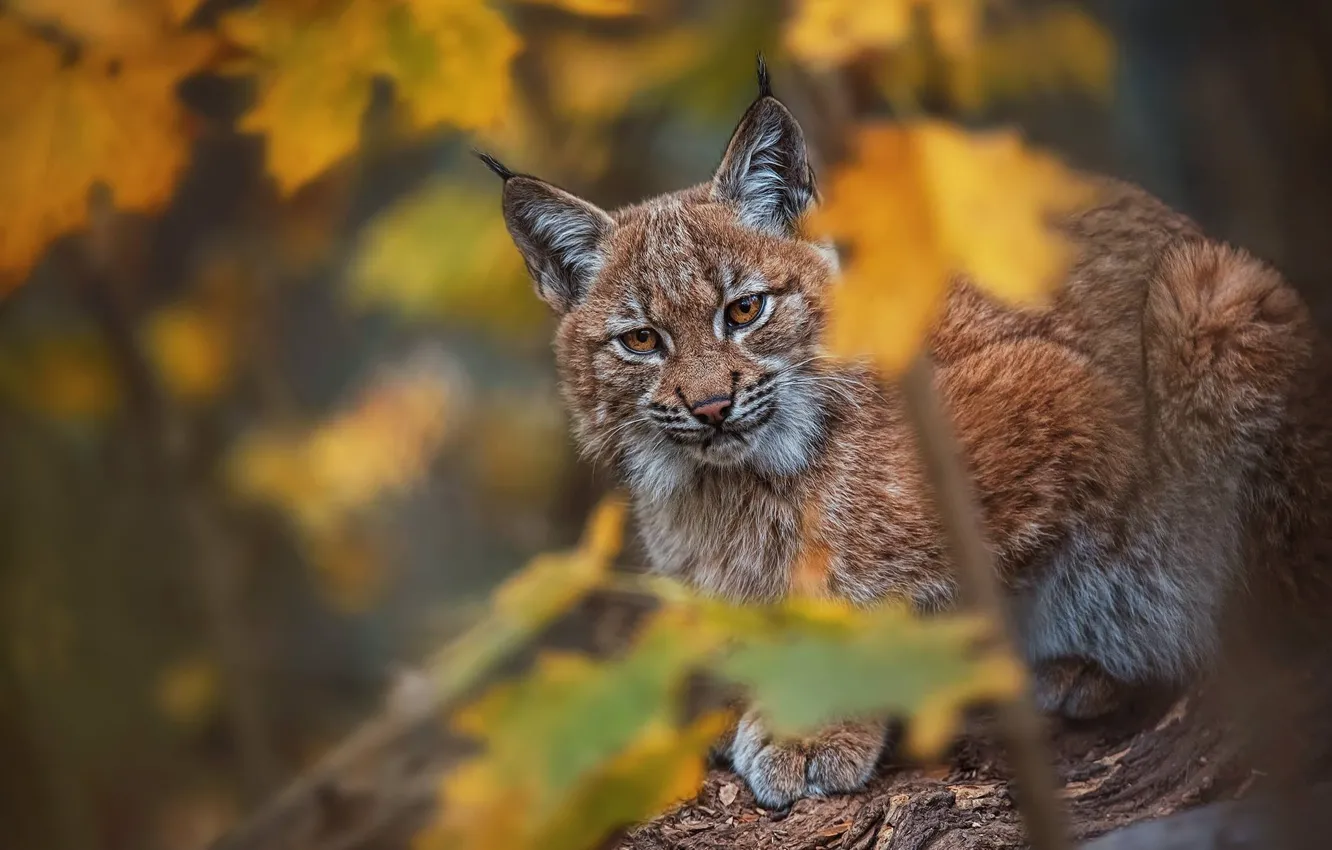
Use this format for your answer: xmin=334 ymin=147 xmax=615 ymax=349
xmin=1033 ymin=658 xmax=1127 ymax=720
xmin=728 ymin=712 xmax=887 ymax=809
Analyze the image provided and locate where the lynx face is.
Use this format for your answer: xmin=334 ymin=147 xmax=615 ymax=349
xmin=487 ymin=76 xmax=838 ymax=491
xmin=559 ymin=200 xmax=837 ymax=488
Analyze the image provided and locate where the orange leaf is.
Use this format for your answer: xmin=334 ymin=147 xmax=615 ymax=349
xmin=0 ymin=22 xmax=214 ymax=284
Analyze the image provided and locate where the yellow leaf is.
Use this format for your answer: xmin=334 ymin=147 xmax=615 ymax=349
xmin=812 ymin=122 xmax=1091 ymax=372
xmin=785 ymin=0 xmax=980 ymax=67
xmin=491 ymin=493 xmax=625 ymax=626
xmin=903 ymin=652 xmax=1024 ymax=758
xmin=424 ymin=606 xmax=723 ymax=850
xmin=0 ymin=22 xmax=214 ymax=283
xmin=222 ymin=0 xmax=519 ymax=195
xmin=156 ymin=656 xmax=220 ymax=727
xmin=579 ymin=493 xmax=627 ymax=563
xmin=390 ymin=0 xmax=521 ymax=133
xmin=143 ymin=304 xmax=235 ymax=402
xmin=227 ymin=350 xmax=462 ymax=534
xmin=540 ymin=714 xmax=725 ymax=850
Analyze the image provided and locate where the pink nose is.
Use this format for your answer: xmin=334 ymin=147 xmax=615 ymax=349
xmin=691 ymin=396 xmax=732 ymax=426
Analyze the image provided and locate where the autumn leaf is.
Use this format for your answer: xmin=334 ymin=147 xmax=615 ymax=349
xmin=812 ymin=122 xmax=1092 ymax=371
xmin=425 ymin=610 xmax=724 ymax=850
xmin=228 ymin=349 xmax=462 ymax=535
xmin=540 ymin=715 xmax=726 ymax=850
xmin=424 ymin=494 xmax=627 ymax=709
xmin=222 ymin=0 xmax=519 ymax=195
xmin=227 ymin=350 xmax=461 ymax=608
xmin=490 ymin=494 xmax=626 ymax=627
xmin=0 ymin=21 xmax=214 ymax=284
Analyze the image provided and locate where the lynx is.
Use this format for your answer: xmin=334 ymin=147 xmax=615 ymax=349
xmin=482 ymin=61 xmax=1332 ymax=808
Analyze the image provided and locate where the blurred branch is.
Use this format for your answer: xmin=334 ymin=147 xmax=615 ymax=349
xmin=791 ymin=55 xmax=1073 ymax=850
xmin=900 ymin=354 xmax=1071 ymax=850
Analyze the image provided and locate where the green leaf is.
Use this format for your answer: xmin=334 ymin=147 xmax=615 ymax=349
xmin=712 ymin=601 xmax=1023 ymax=753
xmin=453 ymin=608 xmax=718 ymax=794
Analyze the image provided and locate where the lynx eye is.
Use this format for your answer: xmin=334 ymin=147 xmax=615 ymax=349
xmin=725 ymin=293 xmax=766 ymax=328
xmin=619 ymin=328 xmax=661 ymax=354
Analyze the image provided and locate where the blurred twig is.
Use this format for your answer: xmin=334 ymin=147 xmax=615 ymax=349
xmin=900 ymin=354 xmax=1071 ymax=850
xmin=789 ymin=58 xmax=1072 ymax=850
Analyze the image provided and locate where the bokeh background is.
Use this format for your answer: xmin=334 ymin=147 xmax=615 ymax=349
xmin=6 ymin=1 xmax=1332 ymax=848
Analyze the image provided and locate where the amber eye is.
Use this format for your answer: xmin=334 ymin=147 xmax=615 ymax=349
xmin=725 ymin=293 xmax=766 ymax=328
xmin=619 ymin=328 xmax=661 ymax=354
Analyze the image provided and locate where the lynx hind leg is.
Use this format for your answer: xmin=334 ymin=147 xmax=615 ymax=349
xmin=727 ymin=710 xmax=889 ymax=809
xmin=1032 ymin=658 xmax=1132 ymax=720
xmin=1145 ymin=240 xmax=1311 ymax=468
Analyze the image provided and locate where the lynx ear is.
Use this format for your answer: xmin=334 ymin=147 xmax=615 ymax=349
xmin=712 ymin=58 xmax=816 ymax=237
xmin=479 ymin=152 xmax=613 ymax=313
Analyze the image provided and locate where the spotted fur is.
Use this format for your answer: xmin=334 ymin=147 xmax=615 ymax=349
xmin=488 ymin=66 xmax=1332 ymax=808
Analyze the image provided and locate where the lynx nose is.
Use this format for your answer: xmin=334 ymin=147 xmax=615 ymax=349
xmin=691 ymin=396 xmax=732 ymax=426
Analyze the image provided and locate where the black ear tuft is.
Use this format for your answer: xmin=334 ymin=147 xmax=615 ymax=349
xmin=474 ymin=150 xmax=515 ymax=181
xmin=712 ymin=91 xmax=815 ymax=237
xmin=756 ymin=52 xmax=773 ymax=99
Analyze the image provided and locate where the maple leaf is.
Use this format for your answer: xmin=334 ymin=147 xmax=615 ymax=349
xmin=222 ymin=0 xmax=519 ymax=195
xmin=811 ymin=122 xmax=1092 ymax=372
xmin=0 ymin=21 xmax=214 ymax=284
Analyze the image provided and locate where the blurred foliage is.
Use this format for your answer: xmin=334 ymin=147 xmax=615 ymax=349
xmin=0 ymin=0 xmax=1120 ymax=848
xmin=815 ymin=122 xmax=1092 ymax=370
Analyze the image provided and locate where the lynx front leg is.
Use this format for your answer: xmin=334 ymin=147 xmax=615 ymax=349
xmin=726 ymin=709 xmax=888 ymax=809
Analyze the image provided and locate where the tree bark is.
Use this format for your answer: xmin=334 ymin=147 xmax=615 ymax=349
xmin=620 ymin=690 xmax=1253 ymax=850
